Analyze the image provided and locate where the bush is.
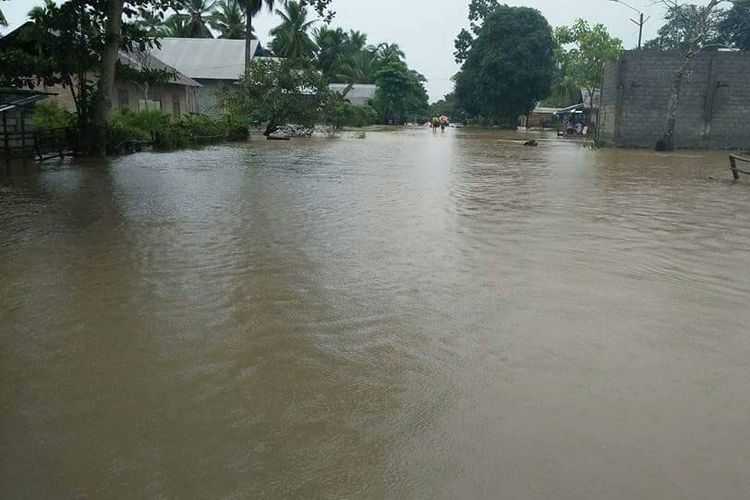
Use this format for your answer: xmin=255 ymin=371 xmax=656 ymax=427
xmin=32 ymin=101 xmax=74 ymax=130
xmin=344 ymin=105 xmax=380 ymax=128
xmin=107 ymin=110 xmax=233 ymax=153
xmin=225 ymin=119 xmax=249 ymax=142
xmin=106 ymin=121 xmax=151 ymax=155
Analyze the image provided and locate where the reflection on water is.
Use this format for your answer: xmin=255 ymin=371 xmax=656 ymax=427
xmin=2 ymin=129 xmax=749 ymax=498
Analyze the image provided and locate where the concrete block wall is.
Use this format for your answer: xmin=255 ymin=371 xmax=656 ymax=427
xmin=599 ymin=51 xmax=750 ymax=149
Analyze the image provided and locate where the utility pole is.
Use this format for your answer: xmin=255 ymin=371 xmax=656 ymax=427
xmin=610 ymin=0 xmax=650 ymax=50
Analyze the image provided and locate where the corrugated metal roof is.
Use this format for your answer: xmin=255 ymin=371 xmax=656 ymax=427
xmin=118 ymin=51 xmax=202 ymax=87
xmin=152 ymin=38 xmax=259 ymax=81
xmin=530 ymin=107 xmax=561 ymax=114
xmin=329 ymin=84 xmax=377 ymax=100
xmin=0 ymin=88 xmax=54 ymax=113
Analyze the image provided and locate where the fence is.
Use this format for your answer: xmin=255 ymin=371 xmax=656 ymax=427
xmin=1 ymin=127 xmax=80 ymax=161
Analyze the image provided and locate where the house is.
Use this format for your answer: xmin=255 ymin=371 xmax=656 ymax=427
xmin=152 ymin=38 xmax=258 ymax=116
xmin=556 ymin=88 xmax=601 ymax=133
xmin=522 ymin=106 xmax=561 ymax=129
xmin=0 ymin=23 xmax=201 ymax=117
xmin=115 ymin=50 xmax=201 ymax=116
xmin=329 ymin=84 xmax=377 ymax=107
xmin=152 ymin=38 xmax=379 ymax=114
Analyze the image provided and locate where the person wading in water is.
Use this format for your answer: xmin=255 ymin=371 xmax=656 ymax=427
xmin=431 ymin=116 xmax=440 ymax=131
xmin=439 ymin=113 xmax=449 ymax=131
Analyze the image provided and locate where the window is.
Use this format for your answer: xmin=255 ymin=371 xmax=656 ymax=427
xmin=172 ymin=94 xmax=181 ymax=118
xmin=117 ymin=88 xmax=129 ymax=110
xmin=139 ymin=99 xmax=162 ymax=112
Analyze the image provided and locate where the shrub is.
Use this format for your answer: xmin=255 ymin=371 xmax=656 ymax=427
xmin=344 ymin=105 xmax=379 ymax=128
xmin=32 ymin=101 xmax=74 ymax=130
xmin=107 ymin=110 xmax=232 ymax=152
xmin=106 ymin=121 xmax=150 ymax=155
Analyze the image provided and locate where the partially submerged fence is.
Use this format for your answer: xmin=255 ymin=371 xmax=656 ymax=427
xmin=1 ymin=127 xmax=79 ymax=161
xmin=729 ymin=154 xmax=750 ymax=181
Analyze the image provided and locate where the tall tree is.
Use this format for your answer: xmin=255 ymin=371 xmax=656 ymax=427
xmin=163 ymin=13 xmax=194 ymax=37
xmin=346 ymin=30 xmax=367 ymax=51
xmin=372 ymin=61 xmax=429 ymax=124
xmin=644 ymin=3 xmax=724 ymax=50
xmin=175 ymin=0 xmax=216 ymax=38
xmin=453 ymin=1 xmax=555 ymax=126
xmin=336 ymin=48 xmax=380 ymax=83
xmin=69 ymin=0 xmax=334 ymax=156
xmin=209 ymin=0 xmax=246 ymax=39
xmin=657 ymin=0 xmax=730 ymax=150
xmin=718 ymin=0 xmax=750 ymax=49
xmin=270 ymin=0 xmax=317 ymax=58
xmin=375 ymin=42 xmax=404 ymax=65
xmin=236 ymin=0 xmax=274 ymax=66
xmin=554 ymin=19 xmax=623 ymax=126
xmin=314 ymin=26 xmax=348 ymax=78
xmin=134 ymin=9 xmax=168 ymax=37
xmin=226 ymin=57 xmax=330 ymax=134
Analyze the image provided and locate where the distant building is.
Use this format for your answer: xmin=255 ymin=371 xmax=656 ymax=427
xmin=522 ymin=107 xmax=561 ymax=129
xmin=599 ymin=51 xmax=750 ymax=149
xmin=0 ymin=23 xmax=201 ymax=117
xmin=152 ymin=38 xmax=379 ymax=114
xmin=555 ymin=88 xmax=601 ymax=131
xmin=329 ymin=84 xmax=378 ymax=107
xmin=152 ymin=38 xmax=259 ymax=116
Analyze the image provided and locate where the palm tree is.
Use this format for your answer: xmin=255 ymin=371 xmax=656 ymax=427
xmin=314 ymin=26 xmax=348 ymax=78
xmin=269 ymin=0 xmax=317 ymax=59
xmin=235 ymin=0 xmax=275 ymax=66
xmin=164 ymin=14 xmax=194 ymax=37
xmin=336 ymin=49 xmax=380 ymax=83
xmin=376 ymin=43 xmax=405 ymax=65
xmin=210 ymin=0 xmax=246 ymax=39
xmin=176 ymin=0 xmax=216 ymax=38
xmin=346 ymin=30 xmax=368 ymax=52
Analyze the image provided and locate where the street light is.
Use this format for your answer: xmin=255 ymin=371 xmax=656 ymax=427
xmin=609 ymin=0 xmax=650 ymax=50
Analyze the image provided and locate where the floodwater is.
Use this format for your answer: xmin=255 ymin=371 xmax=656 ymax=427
xmin=1 ymin=129 xmax=749 ymax=499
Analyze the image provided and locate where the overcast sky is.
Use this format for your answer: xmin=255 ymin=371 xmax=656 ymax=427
xmin=3 ymin=0 xmax=671 ymax=101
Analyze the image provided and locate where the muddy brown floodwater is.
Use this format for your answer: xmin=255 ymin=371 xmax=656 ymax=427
xmin=1 ymin=129 xmax=749 ymax=498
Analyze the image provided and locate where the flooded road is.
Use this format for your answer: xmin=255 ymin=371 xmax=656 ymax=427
xmin=2 ymin=129 xmax=749 ymax=498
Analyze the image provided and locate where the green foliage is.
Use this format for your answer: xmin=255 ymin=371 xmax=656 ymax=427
xmin=453 ymin=2 xmax=555 ymax=126
xmin=107 ymin=110 xmax=230 ymax=152
xmin=0 ymin=0 xmax=174 ymax=149
xmin=429 ymin=93 xmax=460 ymax=122
xmin=372 ymin=61 xmax=429 ymax=124
xmin=210 ymin=0 xmax=246 ymax=39
xmin=32 ymin=101 xmax=75 ymax=130
xmin=344 ymin=105 xmax=379 ymax=127
xmin=270 ymin=0 xmax=317 ymax=58
xmin=554 ymin=20 xmax=622 ymax=95
xmin=644 ymin=3 xmax=724 ymax=51
xmin=107 ymin=110 xmax=154 ymax=154
xmin=226 ymin=58 xmax=330 ymax=132
xmin=153 ymin=114 xmax=225 ymax=149
xmin=718 ymin=0 xmax=750 ymax=49
xmin=174 ymin=0 xmax=216 ymax=38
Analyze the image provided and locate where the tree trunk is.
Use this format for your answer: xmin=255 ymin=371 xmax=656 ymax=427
xmin=245 ymin=13 xmax=253 ymax=68
xmin=91 ymin=0 xmax=124 ymax=157
xmin=659 ymin=0 xmax=723 ymax=151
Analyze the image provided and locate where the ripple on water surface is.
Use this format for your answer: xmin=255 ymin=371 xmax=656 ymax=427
xmin=1 ymin=130 xmax=750 ymax=498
